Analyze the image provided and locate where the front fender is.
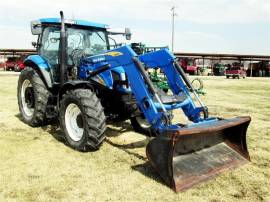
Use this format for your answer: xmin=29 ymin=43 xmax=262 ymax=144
xmin=24 ymin=55 xmax=50 ymax=70
xmin=24 ymin=55 xmax=53 ymax=88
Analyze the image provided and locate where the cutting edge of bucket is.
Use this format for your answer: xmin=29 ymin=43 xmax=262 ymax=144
xmin=172 ymin=149 xmax=249 ymax=192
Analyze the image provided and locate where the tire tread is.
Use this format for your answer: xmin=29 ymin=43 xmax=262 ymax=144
xmin=60 ymin=89 xmax=106 ymax=151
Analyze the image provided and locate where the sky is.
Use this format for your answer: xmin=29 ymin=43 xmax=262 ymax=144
xmin=0 ymin=0 xmax=270 ymax=54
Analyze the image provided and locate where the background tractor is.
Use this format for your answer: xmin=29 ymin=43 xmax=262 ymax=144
xmin=17 ymin=12 xmax=251 ymax=192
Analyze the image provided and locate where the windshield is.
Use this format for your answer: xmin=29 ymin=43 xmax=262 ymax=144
xmin=67 ymin=28 xmax=108 ymax=55
xmin=39 ymin=26 xmax=109 ymax=66
xmin=67 ymin=28 xmax=108 ymax=65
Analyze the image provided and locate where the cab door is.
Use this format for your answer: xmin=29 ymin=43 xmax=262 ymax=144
xmin=39 ymin=26 xmax=61 ymax=82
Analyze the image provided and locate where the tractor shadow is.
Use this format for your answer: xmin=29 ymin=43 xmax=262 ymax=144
xmin=15 ymin=113 xmax=24 ymax=122
xmin=105 ymin=138 xmax=165 ymax=187
xmin=41 ymin=123 xmax=65 ymax=142
xmin=105 ymin=138 xmax=147 ymax=160
xmin=15 ymin=113 xmax=165 ymax=186
xmin=105 ymin=121 xmax=134 ymax=137
xmin=15 ymin=113 xmax=65 ymax=143
xmin=105 ymin=124 xmax=165 ymax=187
xmin=131 ymin=162 xmax=167 ymax=187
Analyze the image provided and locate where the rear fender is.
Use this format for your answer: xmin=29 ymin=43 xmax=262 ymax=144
xmin=24 ymin=55 xmax=53 ymax=88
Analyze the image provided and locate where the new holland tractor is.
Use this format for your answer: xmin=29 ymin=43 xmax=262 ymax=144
xmin=17 ymin=12 xmax=251 ymax=192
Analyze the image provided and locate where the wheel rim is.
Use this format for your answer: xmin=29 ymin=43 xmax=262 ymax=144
xmin=21 ymin=79 xmax=35 ymax=117
xmin=65 ymin=103 xmax=84 ymax=141
xmin=136 ymin=116 xmax=151 ymax=129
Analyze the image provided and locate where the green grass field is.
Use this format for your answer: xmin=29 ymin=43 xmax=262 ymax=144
xmin=0 ymin=72 xmax=269 ymax=201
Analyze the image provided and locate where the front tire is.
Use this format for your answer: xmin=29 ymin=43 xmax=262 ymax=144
xmin=17 ymin=67 xmax=50 ymax=126
xmin=59 ymin=89 xmax=106 ymax=151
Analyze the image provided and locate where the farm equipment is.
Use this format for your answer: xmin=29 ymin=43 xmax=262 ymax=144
xmin=149 ymin=69 xmax=206 ymax=95
xmin=17 ymin=12 xmax=251 ymax=192
xmin=178 ymin=58 xmax=198 ymax=75
xmin=213 ymin=63 xmax=226 ymax=76
xmin=225 ymin=63 xmax=246 ymax=79
xmin=149 ymin=69 xmax=170 ymax=93
xmin=14 ymin=56 xmax=26 ymax=72
xmin=5 ymin=57 xmax=16 ymax=71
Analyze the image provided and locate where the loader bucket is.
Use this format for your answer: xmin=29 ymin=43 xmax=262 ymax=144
xmin=146 ymin=116 xmax=251 ymax=192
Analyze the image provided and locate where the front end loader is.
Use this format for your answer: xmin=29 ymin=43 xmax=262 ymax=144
xmin=17 ymin=11 xmax=251 ymax=192
xmin=91 ymin=45 xmax=251 ymax=191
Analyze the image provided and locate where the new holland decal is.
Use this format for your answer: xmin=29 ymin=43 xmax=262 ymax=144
xmin=104 ymin=51 xmax=123 ymax=57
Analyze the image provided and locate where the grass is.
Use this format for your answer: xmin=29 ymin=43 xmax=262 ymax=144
xmin=0 ymin=72 xmax=269 ymax=201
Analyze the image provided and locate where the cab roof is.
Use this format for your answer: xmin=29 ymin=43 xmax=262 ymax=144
xmin=39 ymin=18 xmax=108 ymax=29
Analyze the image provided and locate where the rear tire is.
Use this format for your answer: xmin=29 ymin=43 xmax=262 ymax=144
xmin=17 ymin=67 xmax=50 ymax=126
xmin=59 ymin=89 xmax=106 ymax=151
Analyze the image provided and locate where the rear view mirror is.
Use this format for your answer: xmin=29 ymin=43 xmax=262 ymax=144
xmin=125 ymin=28 xmax=131 ymax=40
xmin=30 ymin=20 xmax=42 ymax=35
xmin=31 ymin=41 xmax=37 ymax=47
xmin=107 ymin=27 xmax=132 ymax=40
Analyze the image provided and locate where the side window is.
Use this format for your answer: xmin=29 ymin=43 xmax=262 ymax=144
xmin=44 ymin=32 xmax=60 ymax=50
xmin=40 ymin=27 xmax=60 ymax=65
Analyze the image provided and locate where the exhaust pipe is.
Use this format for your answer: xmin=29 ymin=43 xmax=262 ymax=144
xmin=59 ymin=11 xmax=67 ymax=87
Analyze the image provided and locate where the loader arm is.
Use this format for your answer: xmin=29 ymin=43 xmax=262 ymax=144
xmin=87 ymin=45 xmax=206 ymax=132
xmin=138 ymin=48 xmax=207 ymax=122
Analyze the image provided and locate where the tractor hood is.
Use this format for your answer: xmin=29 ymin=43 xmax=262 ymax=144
xmin=81 ymin=55 xmax=107 ymax=65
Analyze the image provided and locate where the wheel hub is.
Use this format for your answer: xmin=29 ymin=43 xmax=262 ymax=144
xmin=25 ymin=87 xmax=35 ymax=108
xmin=76 ymin=114 xmax=83 ymax=128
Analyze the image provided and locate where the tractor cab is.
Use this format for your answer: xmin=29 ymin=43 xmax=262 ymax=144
xmin=30 ymin=18 xmax=131 ymax=83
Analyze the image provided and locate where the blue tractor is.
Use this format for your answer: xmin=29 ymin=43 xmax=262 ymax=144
xmin=17 ymin=12 xmax=251 ymax=192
